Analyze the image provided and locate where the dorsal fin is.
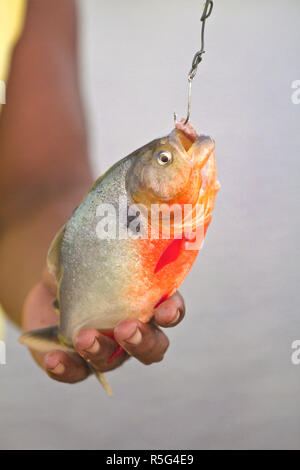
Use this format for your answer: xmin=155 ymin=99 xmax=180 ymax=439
xmin=47 ymin=224 xmax=65 ymax=282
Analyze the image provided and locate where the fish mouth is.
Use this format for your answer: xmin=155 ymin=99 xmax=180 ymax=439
xmin=187 ymin=134 xmax=215 ymax=168
xmin=172 ymin=129 xmax=215 ymax=167
xmin=163 ymin=129 xmax=220 ymax=234
xmin=171 ymin=128 xmax=219 ymax=232
xmin=174 ymin=128 xmax=196 ymax=152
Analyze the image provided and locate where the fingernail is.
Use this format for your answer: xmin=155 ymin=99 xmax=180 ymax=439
xmin=168 ymin=309 xmax=181 ymax=325
xmin=125 ymin=328 xmax=142 ymax=345
xmin=84 ymin=337 xmax=100 ymax=354
xmin=48 ymin=362 xmax=65 ymax=376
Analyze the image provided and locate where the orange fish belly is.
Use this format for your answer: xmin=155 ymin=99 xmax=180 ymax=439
xmin=124 ymin=222 xmax=209 ymax=324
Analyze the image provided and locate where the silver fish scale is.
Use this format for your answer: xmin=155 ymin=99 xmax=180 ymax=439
xmin=58 ymin=156 xmax=142 ymax=342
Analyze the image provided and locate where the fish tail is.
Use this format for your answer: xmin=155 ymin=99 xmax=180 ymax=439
xmin=88 ymin=363 xmax=113 ymax=397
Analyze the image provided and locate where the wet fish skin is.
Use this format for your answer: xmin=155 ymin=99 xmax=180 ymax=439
xmin=19 ymin=125 xmax=220 ymax=394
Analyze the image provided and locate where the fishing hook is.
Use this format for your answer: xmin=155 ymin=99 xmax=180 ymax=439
xmin=174 ymin=0 xmax=213 ymax=125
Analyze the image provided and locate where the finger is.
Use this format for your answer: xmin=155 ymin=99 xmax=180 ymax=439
xmin=74 ymin=328 xmax=128 ymax=372
xmin=154 ymin=291 xmax=185 ymax=328
xmin=45 ymin=350 xmax=90 ymax=383
xmin=114 ymin=319 xmax=169 ymax=365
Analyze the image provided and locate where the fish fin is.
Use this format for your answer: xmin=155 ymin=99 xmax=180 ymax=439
xmin=19 ymin=325 xmax=73 ymax=354
xmin=47 ymin=225 xmax=66 ymax=282
xmin=107 ymin=346 xmax=125 ymax=364
xmin=101 ymin=331 xmax=125 ymax=364
xmin=88 ymin=364 xmax=113 ymax=397
xmin=154 ymin=238 xmax=184 ymax=273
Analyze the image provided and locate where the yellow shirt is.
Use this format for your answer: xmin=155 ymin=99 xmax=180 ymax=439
xmin=0 ymin=0 xmax=26 ymax=82
xmin=0 ymin=0 xmax=26 ymax=338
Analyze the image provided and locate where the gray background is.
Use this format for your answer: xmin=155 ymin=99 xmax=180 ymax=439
xmin=1 ymin=0 xmax=300 ymax=449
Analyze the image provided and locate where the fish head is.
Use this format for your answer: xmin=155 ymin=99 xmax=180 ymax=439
xmin=127 ymin=127 xmax=220 ymax=233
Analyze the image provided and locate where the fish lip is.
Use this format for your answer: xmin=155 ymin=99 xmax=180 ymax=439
xmin=169 ymin=128 xmax=195 ymax=156
xmin=169 ymin=129 xmax=215 ymax=166
xmin=188 ymin=134 xmax=215 ymax=167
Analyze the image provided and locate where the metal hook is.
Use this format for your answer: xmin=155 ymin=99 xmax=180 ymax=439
xmin=184 ymin=76 xmax=193 ymax=125
xmin=173 ymin=77 xmax=192 ymax=125
xmin=174 ymin=1 xmax=214 ymax=125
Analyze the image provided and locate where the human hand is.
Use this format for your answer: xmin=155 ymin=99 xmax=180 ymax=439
xmin=22 ymin=278 xmax=185 ymax=383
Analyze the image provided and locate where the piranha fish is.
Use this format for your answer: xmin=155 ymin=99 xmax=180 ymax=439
xmin=19 ymin=121 xmax=220 ymax=395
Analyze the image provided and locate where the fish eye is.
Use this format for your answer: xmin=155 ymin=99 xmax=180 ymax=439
xmin=156 ymin=150 xmax=173 ymax=166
